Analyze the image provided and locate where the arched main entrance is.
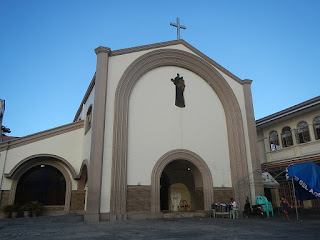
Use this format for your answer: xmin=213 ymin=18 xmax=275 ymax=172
xmin=151 ymin=149 xmax=214 ymax=213
xmin=15 ymin=165 xmax=66 ymax=206
xmin=110 ymin=47 xmax=251 ymax=218
xmin=160 ymin=160 xmax=204 ymax=212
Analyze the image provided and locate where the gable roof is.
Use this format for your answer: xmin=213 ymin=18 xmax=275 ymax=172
xmin=1 ymin=135 xmax=19 ymax=142
xmin=110 ymin=39 xmax=246 ymax=83
xmin=73 ymin=39 xmax=249 ymax=122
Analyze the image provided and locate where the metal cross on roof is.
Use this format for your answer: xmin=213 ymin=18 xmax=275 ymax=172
xmin=170 ymin=17 xmax=186 ymax=40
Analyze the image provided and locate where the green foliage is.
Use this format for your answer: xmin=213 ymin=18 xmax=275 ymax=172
xmin=1 ymin=126 xmax=11 ymax=133
xmin=31 ymin=201 xmax=42 ymax=212
xmin=22 ymin=201 xmax=42 ymax=212
xmin=2 ymin=204 xmax=15 ymax=213
xmin=22 ymin=202 xmax=34 ymax=211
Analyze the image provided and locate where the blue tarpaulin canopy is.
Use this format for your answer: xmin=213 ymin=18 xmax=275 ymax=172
xmin=287 ymin=162 xmax=320 ymax=201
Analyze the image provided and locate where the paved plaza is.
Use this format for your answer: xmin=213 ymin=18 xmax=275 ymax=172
xmin=0 ymin=214 xmax=319 ymax=240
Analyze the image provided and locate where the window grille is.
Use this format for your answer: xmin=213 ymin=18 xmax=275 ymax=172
xmin=269 ymin=131 xmax=280 ymax=151
xmin=311 ymin=198 xmax=320 ymax=208
xmin=296 ymin=121 xmax=310 ymax=144
xmin=313 ymin=116 xmax=320 ymax=140
xmin=281 ymin=126 xmax=293 ymax=147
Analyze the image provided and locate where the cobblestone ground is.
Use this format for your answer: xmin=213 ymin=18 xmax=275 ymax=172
xmin=0 ymin=215 xmax=319 ymax=240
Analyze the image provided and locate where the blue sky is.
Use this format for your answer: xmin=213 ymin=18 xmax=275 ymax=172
xmin=1 ymin=0 xmax=319 ymax=137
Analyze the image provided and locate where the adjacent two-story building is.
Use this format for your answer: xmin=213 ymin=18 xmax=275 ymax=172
xmin=257 ymin=96 xmax=320 ymax=209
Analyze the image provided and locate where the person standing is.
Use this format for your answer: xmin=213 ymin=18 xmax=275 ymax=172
xmin=280 ymin=196 xmax=292 ymax=220
xmin=230 ymin=198 xmax=239 ymax=219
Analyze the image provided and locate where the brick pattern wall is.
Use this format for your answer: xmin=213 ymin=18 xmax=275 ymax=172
xmin=213 ymin=188 xmax=234 ymax=204
xmin=195 ymin=188 xmax=204 ymax=210
xmin=127 ymin=186 xmax=151 ymax=212
xmin=70 ymin=190 xmax=86 ymax=212
xmin=41 ymin=206 xmax=65 ymax=216
xmin=0 ymin=190 xmax=10 ymax=208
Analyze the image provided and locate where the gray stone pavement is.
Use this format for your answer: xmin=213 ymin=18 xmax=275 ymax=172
xmin=0 ymin=215 xmax=319 ymax=240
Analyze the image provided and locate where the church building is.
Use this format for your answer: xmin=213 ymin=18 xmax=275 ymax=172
xmin=0 ymin=39 xmax=264 ymax=221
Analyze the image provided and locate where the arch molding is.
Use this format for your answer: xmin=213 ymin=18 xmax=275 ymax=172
xmin=110 ymin=48 xmax=250 ymax=218
xmin=7 ymin=155 xmax=73 ymax=213
xmin=151 ymin=149 xmax=213 ymax=213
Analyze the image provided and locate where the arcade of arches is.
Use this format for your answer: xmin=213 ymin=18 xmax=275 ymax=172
xmin=1 ymin=155 xmax=235 ymax=217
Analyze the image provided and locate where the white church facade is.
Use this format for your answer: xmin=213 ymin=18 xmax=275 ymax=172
xmin=0 ymin=40 xmax=263 ymax=221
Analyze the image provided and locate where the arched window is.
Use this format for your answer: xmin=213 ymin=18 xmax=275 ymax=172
xmin=313 ymin=116 xmax=320 ymax=140
xmin=269 ymin=131 xmax=280 ymax=151
xmin=296 ymin=121 xmax=310 ymax=144
xmin=85 ymin=105 xmax=92 ymax=133
xmin=281 ymin=126 xmax=293 ymax=147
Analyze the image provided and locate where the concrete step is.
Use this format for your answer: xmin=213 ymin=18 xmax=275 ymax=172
xmin=42 ymin=206 xmax=65 ymax=216
xmin=163 ymin=211 xmax=206 ymax=219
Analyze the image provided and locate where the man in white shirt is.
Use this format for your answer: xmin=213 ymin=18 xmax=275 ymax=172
xmin=230 ymin=198 xmax=239 ymax=219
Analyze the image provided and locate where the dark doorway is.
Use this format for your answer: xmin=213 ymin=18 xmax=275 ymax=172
xmin=264 ymin=188 xmax=272 ymax=202
xmin=160 ymin=160 xmax=202 ymax=211
xmin=15 ymin=165 xmax=66 ymax=206
xmin=160 ymin=173 xmax=169 ymax=211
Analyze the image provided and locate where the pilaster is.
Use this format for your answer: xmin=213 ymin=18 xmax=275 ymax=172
xmin=243 ymin=80 xmax=264 ymax=201
xmin=84 ymin=46 xmax=110 ymax=222
xmin=291 ymin=128 xmax=298 ymax=145
xmin=308 ymin=124 xmax=316 ymax=141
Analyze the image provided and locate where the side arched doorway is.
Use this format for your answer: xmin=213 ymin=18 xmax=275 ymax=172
xmin=151 ymin=149 xmax=214 ymax=214
xmin=15 ymin=165 xmax=66 ymax=206
xmin=160 ymin=160 xmax=204 ymax=212
xmin=6 ymin=155 xmax=74 ymax=213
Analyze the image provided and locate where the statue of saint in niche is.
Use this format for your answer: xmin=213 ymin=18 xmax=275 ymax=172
xmin=171 ymin=73 xmax=185 ymax=108
xmin=170 ymin=191 xmax=181 ymax=211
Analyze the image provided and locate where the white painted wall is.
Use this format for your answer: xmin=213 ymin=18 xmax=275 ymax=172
xmin=81 ymin=87 xmax=95 ymax=164
xmin=101 ymin=46 xmax=189 ymax=212
xmin=0 ymin=149 xmax=8 ymax=191
xmin=99 ymin=43 xmax=249 ymax=212
xmin=0 ymin=128 xmax=83 ymax=190
xmin=127 ymin=66 xmax=231 ymax=187
xmin=77 ymin=87 xmax=95 ymax=122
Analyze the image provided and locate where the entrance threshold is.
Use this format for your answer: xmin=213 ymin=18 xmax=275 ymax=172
xmin=162 ymin=211 xmax=206 ymax=219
